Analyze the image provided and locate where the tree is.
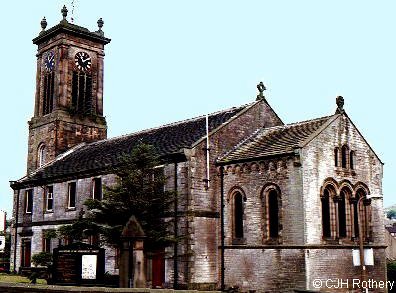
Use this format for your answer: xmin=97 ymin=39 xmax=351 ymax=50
xmin=59 ymin=143 xmax=176 ymax=251
xmin=387 ymin=209 xmax=396 ymax=220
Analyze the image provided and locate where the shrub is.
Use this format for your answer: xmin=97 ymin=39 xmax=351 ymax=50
xmin=31 ymin=252 xmax=53 ymax=267
xmin=388 ymin=261 xmax=396 ymax=292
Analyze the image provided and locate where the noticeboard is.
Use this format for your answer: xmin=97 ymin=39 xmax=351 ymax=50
xmin=52 ymin=242 xmax=105 ymax=285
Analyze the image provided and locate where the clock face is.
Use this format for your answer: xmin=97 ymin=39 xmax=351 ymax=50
xmin=44 ymin=51 xmax=55 ymax=72
xmin=75 ymin=52 xmax=92 ymax=72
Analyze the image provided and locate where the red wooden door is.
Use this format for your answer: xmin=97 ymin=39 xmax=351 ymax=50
xmin=151 ymin=251 xmax=165 ymax=288
xmin=21 ymin=240 xmax=31 ymax=267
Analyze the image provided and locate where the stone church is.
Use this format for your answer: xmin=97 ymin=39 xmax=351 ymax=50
xmin=11 ymin=7 xmax=386 ymax=292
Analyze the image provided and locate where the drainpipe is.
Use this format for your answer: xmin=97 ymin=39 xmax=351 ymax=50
xmin=220 ymin=166 xmax=225 ymax=291
xmin=13 ymin=188 xmax=20 ymax=273
xmin=173 ymin=162 xmax=178 ymax=289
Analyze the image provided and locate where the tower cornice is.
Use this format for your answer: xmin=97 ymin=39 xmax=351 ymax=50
xmin=33 ymin=21 xmax=111 ymax=46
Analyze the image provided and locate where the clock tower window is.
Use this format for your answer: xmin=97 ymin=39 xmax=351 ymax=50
xmin=71 ymin=71 xmax=93 ymax=114
xmin=42 ymin=72 xmax=55 ymax=115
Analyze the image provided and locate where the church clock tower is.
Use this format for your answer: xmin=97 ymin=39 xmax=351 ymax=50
xmin=27 ymin=6 xmax=110 ymax=174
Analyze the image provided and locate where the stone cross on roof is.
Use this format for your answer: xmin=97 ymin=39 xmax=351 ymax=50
xmin=256 ymin=81 xmax=266 ymax=101
xmin=61 ymin=5 xmax=68 ymax=21
xmin=335 ymin=95 xmax=345 ymax=114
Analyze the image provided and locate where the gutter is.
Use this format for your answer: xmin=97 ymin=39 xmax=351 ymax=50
xmin=11 ymin=151 xmax=187 ymax=190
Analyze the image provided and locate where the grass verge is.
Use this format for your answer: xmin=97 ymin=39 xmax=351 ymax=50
xmin=0 ymin=273 xmax=47 ymax=284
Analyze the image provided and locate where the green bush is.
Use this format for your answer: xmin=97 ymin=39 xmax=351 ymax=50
xmin=388 ymin=261 xmax=396 ymax=293
xmin=28 ymin=272 xmax=39 ymax=284
xmin=31 ymin=252 xmax=53 ymax=267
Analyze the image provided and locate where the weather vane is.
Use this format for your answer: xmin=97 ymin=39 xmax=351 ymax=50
xmin=71 ymin=0 xmax=75 ymax=23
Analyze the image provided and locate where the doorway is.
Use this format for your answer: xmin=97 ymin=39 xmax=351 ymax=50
xmin=21 ymin=239 xmax=31 ymax=267
xmin=146 ymin=250 xmax=165 ymax=288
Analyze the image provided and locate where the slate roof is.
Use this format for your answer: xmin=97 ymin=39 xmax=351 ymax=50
xmin=14 ymin=103 xmax=252 ymax=187
xmin=218 ymin=115 xmax=337 ymax=164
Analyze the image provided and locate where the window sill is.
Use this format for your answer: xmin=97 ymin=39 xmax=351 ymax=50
xmin=335 ymin=168 xmax=356 ymax=176
xmin=232 ymin=238 xmax=246 ymax=245
xmin=44 ymin=210 xmax=54 ymax=214
xmin=322 ymin=237 xmax=339 ymax=244
xmin=66 ymin=207 xmax=76 ymax=211
xmin=323 ymin=237 xmax=372 ymax=245
xmin=263 ymin=237 xmax=282 ymax=245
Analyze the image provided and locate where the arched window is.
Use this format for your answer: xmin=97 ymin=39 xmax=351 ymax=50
xmin=352 ymin=197 xmax=359 ymax=238
xmin=334 ymin=147 xmax=339 ymax=167
xmin=37 ymin=144 xmax=46 ymax=168
xmin=341 ymin=145 xmax=348 ymax=168
xmin=268 ymin=190 xmax=279 ymax=238
xmin=350 ymin=151 xmax=354 ymax=170
xmin=233 ymin=191 xmax=244 ymax=240
xmin=354 ymin=189 xmax=371 ymax=241
xmin=321 ymin=189 xmax=331 ymax=238
xmin=321 ymin=184 xmax=338 ymax=239
xmin=262 ymin=184 xmax=282 ymax=242
xmin=338 ymin=188 xmax=352 ymax=238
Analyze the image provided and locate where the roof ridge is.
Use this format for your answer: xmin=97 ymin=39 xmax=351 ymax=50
xmin=90 ymin=102 xmax=255 ymax=146
xmin=271 ymin=114 xmax=334 ymax=130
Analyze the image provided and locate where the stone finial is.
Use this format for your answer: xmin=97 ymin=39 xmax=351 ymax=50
xmin=96 ymin=18 xmax=104 ymax=36
xmin=40 ymin=17 xmax=47 ymax=31
xmin=97 ymin=18 xmax=104 ymax=30
xmin=61 ymin=5 xmax=68 ymax=21
xmin=336 ymin=95 xmax=345 ymax=114
xmin=256 ymin=81 xmax=266 ymax=101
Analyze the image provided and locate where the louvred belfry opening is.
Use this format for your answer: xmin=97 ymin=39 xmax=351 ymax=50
xmin=71 ymin=71 xmax=93 ymax=114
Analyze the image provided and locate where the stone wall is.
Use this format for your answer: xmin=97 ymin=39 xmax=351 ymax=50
xmin=218 ymin=113 xmax=386 ymax=292
xmin=301 ymin=114 xmax=384 ymax=245
xmin=300 ymin=113 xmax=386 ymax=291
xmin=221 ymin=158 xmax=302 ymax=246
xmin=11 ymin=173 xmax=118 ymax=274
xmin=164 ymin=162 xmax=191 ymax=287
xmin=386 ymin=230 xmax=396 ymax=261
xmin=305 ymin=248 xmax=387 ymax=292
xmin=224 ymin=248 xmax=306 ymax=292
xmin=186 ymin=100 xmax=283 ymax=286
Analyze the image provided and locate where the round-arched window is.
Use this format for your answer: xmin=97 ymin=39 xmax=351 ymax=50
xmin=38 ymin=144 xmax=46 ymax=168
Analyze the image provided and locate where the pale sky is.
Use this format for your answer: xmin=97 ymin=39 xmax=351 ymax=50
xmin=0 ymin=0 xmax=394 ymax=216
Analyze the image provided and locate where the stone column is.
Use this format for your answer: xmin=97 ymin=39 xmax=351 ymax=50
xmin=133 ymin=240 xmax=145 ymax=288
xmin=119 ymin=216 xmax=146 ymax=288
xmin=119 ymin=241 xmax=130 ymax=288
